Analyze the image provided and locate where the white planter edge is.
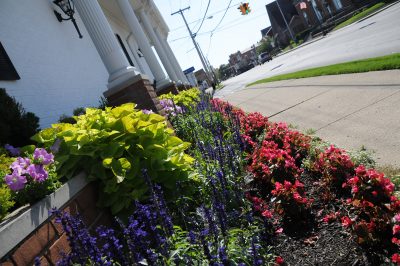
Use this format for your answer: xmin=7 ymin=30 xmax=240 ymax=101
xmin=0 ymin=172 xmax=88 ymax=259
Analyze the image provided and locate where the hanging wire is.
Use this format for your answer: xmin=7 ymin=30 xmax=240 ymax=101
xmin=192 ymin=0 xmax=212 ymax=35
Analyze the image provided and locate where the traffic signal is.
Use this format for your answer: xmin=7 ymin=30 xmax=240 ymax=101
xmin=238 ymin=3 xmax=251 ymax=15
xmin=243 ymin=3 xmax=251 ymax=14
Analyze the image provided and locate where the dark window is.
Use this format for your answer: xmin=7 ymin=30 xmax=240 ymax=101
xmin=0 ymin=42 xmax=20 ymax=81
xmin=115 ymin=34 xmax=134 ymax=67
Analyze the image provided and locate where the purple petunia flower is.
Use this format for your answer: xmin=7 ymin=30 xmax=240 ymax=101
xmin=33 ymin=148 xmax=54 ymax=165
xmin=4 ymin=170 xmax=27 ymax=191
xmin=4 ymin=144 xmax=20 ymax=156
xmin=142 ymin=109 xmax=154 ymax=114
xmin=11 ymin=157 xmax=31 ymax=175
xmin=159 ymin=99 xmax=183 ymax=117
xmin=28 ymin=164 xmax=49 ymax=182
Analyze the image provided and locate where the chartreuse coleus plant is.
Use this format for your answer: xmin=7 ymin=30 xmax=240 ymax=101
xmin=158 ymin=88 xmax=200 ymax=108
xmin=33 ymin=103 xmax=195 ymax=214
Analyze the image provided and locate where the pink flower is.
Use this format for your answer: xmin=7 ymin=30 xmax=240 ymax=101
xmin=275 ymin=256 xmax=284 ymax=265
xmin=392 ymin=253 xmax=400 ymax=263
xmin=275 ymin=227 xmax=283 ymax=234
xmin=283 ymin=180 xmax=292 ymax=190
xmin=394 ymin=213 xmax=400 ymax=222
xmin=371 ymin=191 xmax=378 ymax=197
xmin=392 ymin=237 xmax=400 ymax=245
xmin=262 ymin=210 xmax=273 ymax=218
xmin=393 ymin=225 xmax=400 ymax=235
xmin=341 ymin=216 xmax=353 ymax=228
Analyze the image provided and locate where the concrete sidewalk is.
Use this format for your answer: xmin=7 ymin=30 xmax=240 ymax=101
xmin=219 ymin=70 xmax=400 ymax=167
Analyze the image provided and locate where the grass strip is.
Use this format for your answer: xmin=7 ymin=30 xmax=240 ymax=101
xmin=248 ymin=53 xmax=400 ymax=86
xmin=334 ymin=2 xmax=386 ymax=30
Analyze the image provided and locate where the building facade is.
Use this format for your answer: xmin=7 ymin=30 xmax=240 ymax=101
xmin=0 ymin=0 xmax=188 ymax=128
xmin=266 ymin=0 xmax=307 ymax=47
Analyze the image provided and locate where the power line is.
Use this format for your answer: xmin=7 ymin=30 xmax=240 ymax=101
xmin=193 ymin=0 xmax=211 ymax=35
xmin=170 ymin=1 xmax=243 ymax=32
xmin=210 ymin=0 xmax=233 ymax=34
xmin=191 ymin=0 xmax=204 ymax=30
xmin=171 ymin=13 xmax=265 ymax=42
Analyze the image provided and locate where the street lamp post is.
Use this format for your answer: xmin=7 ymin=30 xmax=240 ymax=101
xmin=275 ymin=0 xmax=296 ymax=42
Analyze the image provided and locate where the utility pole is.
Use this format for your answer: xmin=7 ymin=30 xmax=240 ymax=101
xmin=275 ymin=0 xmax=296 ymax=42
xmin=171 ymin=7 xmax=214 ymax=83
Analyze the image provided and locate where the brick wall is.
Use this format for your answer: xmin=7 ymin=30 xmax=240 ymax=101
xmin=0 ymin=182 xmax=113 ymax=266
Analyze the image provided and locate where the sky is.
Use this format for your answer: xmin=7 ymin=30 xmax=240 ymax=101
xmin=153 ymin=0 xmax=274 ymax=71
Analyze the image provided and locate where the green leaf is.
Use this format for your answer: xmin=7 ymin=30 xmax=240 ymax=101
xmin=100 ymin=142 xmax=124 ymax=159
xmin=31 ymin=128 xmax=57 ymax=143
xmin=110 ymin=158 xmax=131 ymax=183
xmin=102 ymin=158 xmax=113 ymax=169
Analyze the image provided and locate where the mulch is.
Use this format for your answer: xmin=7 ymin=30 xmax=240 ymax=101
xmin=252 ymin=172 xmax=392 ymax=266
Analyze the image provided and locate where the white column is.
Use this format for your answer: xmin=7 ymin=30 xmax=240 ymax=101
xmin=155 ymin=28 xmax=189 ymax=84
xmin=116 ymin=0 xmax=170 ymax=89
xmin=126 ymin=33 xmax=145 ymax=75
xmin=138 ymin=9 xmax=180 ymax=84
xmin=73 ymin=0 xmax=140 ymax=89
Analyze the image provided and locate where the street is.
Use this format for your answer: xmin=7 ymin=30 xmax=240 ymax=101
xmin=216 ymin=1 xmax=400 ymax=97
xmin=215 ymin=2 xmax=400 ymax=166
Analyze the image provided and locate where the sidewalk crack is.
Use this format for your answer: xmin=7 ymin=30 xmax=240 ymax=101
xmin=316 ymin=90 xmax=400 ymax=132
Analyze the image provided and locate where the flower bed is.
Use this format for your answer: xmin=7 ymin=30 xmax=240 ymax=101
xmin=3 ymin=90 xmax=400 ymax=265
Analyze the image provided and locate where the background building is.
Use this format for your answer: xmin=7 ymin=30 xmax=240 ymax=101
xmin=266 ymin=0 xmax=307 ymax=46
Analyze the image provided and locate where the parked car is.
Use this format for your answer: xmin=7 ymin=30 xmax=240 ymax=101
xmin=258 ymin=52 xmax=272 ymax=64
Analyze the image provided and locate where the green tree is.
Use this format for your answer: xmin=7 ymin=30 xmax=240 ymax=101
xmin=256 ymin=37 xmax=275 ymax=55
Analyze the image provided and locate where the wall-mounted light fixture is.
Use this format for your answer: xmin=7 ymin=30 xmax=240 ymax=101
xmin=137 ymin=48 xmax=144 ymax=58
xmin=53 ymin=0 xmax=83 ymax=38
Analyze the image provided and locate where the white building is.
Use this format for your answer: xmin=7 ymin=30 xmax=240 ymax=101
xmin=0 ymin=0 xmax=188 ymax=128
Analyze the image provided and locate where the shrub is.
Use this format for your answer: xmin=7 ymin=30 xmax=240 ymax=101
xmin=158 ymin=88 xmax=200 ymax=108
xmin=58 ymin=107 xmax=86 ymax=124
xmin=0 ymin=184 xmax=14 ymax=220
xmin=264 ymin=122 xmax=311 ymax=163
xmin=271 ymin=180 xmax=312 ymax=218
xmin=342 ymin=165 xmax=400 ymax=246
xmin=33 ymin=103 xmax=194 ymax=214
xmin=240 ymin=112 xmax=269 ymax=150
xmin=58 ymin=114 xmax=76 ymax=124
xmin=249 ymin=141 xmax=302 ymax=187
xmin=0 ymin=154 xmax=15 ymax=219
xmin=312 ymin=145 xmax=355 ymax=189
xmin=0 ymin=88 xmax=40 ymax=147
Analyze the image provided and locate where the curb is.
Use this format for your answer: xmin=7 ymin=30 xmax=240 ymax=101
xmin=275 ymin=35 xmax=326 ymax=57
xmin=334 ymin=0 xmax=400 ymax=32
xmin=276 ymin=0 xmax=399 ymax=57
xmin=357 ymin=0 xmax=400 ymax=23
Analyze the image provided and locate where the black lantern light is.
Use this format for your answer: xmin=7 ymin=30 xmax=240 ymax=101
xmin=53 ymin=0 xmax=83 ymax=38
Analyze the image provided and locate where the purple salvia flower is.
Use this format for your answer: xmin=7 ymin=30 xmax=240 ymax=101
xmin=188 ymin=230 xmax=197 ymax=244
xmin=28 ymin=164 xmax=49 ymax=182
xmin=96 ymin=226 xmax=128 ymax=265
xmin=33 ymin=148 xmax=54 ymax=165
xmin=4 ymin=170 xmax=27 ymax=190
xmin=4 ymin=144 xmax=20 ymax=156
xmin=50 ymin=138 xmax=62 ymax=154
xmin=218 ymin=246 xmax=229 ymax=265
